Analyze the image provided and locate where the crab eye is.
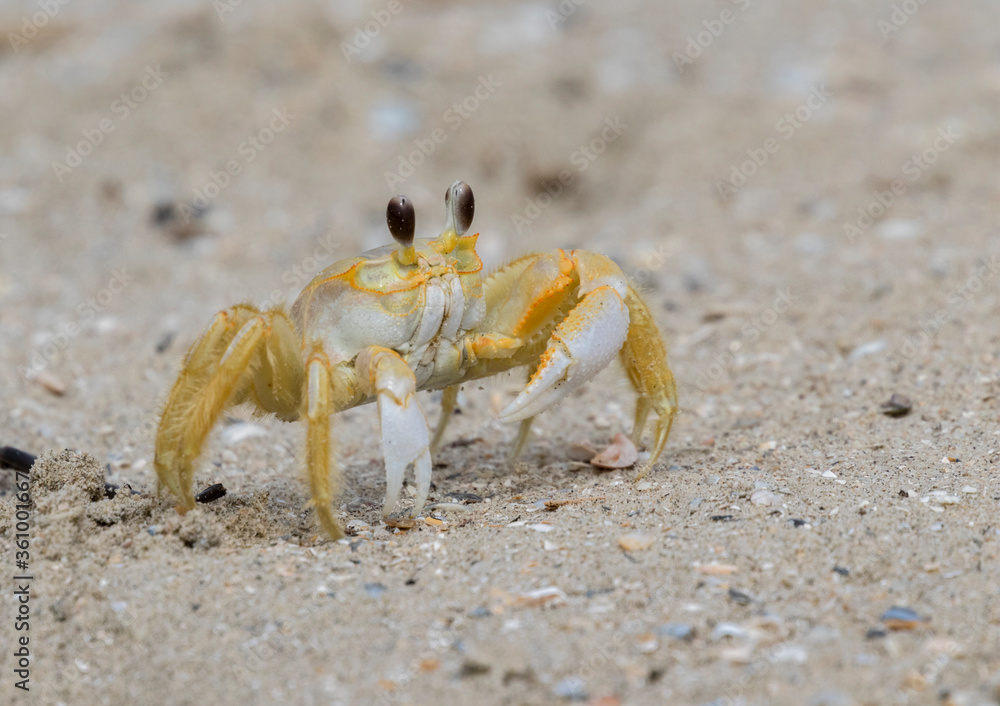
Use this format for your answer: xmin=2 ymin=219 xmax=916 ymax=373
xmin=386 ymin=195 xmax=415 ymax=246
xmin=445 ymin=180 xmax=474 ymax=235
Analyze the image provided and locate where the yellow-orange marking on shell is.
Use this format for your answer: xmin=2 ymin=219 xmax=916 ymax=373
xmin=514 ymin=272 xmax=573 ymax=336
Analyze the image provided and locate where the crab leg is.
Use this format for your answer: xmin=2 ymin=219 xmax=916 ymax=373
xmin=155 ymin=308 xmax=266 ymax=508
xmin=499 ymin=284 xmax=629 ymax=423
xmin=304 ymin=351 xmax=345 ymax=539
xmin=619 ymin=285 xmax=677 ymax=468
xmin=429 ymin=384 xmax=459 ymax=455
xmin=357 ymin=346 xmax=432 ymax=517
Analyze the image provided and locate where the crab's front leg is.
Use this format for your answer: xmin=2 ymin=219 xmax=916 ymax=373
xmin=304 ymin=350 xmax=343 ymax=539
xmin=356 ymin=346 xmax=433 ymax=518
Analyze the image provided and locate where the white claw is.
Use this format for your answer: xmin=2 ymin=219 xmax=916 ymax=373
xmin=500 ymin=285 xmax=628 ymax=423
xmin=499 ymin=345 xmax=572 ymax=422
xmin=377 ymin=391 xmax=431 ymax=517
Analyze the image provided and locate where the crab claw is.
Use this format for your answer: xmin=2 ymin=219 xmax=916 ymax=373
xmin=357 ymin=347 xmax=432 ymax=517
xmin=499 ymin=285 xmax=629 ymax=422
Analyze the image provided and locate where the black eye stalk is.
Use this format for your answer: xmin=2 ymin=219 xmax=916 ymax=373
xmin=439 ymin=180 xmax=474 ymax=252
xmin=387 ymin=195 xmax=415 ymax=245
xmin=388 ymin=194 xmax=417 ymax=265
xmin=445 ymin=180 xmax=474 ymax=236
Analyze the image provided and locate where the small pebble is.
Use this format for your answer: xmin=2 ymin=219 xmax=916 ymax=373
xmin=618 ymin=533 xmax=655 ymax=551
xmin=721 ymin=644 xmax=754 ymax=664
xmin=525 ymin=523 xmax=554 ymax=533
xmin=877 ymin=218 xmax=923 ymax=240
xmin=658 ymin=623 xmax=694 ymax=641
xmin=33 ymin=370 xmax=68 ymax=396
xmin=881 ymin=605 xmax=928 ymax=630
xmin=926 ymin=490 xmax=961 ymax=505
xmin=446 ymin=492 xmax=484 ymax=504
xmin=553 ymin=676 xmax=587 ymax=700
xmin=847 ymin=340 xmax=887 ymax=360
xmin=771 ymin=643 xmax=808 ymax=664
xmin=696 ymin=563 xmax=738 ymax=575
xmin=728 ymin=588 xmax=753 ymax=606
xmin=515 ymin=586 xmax=567 ymax=608
xmin=634 ymin=634 xmax=658 ymax=653
xmin=880 ymin=393 xmax=912 ymax=417
xmin=364 ymin=582 xmax=387 ymax=599
xmin=961 ymin=486 xmax=977 ymax=494
xmin=750 ymin=489 xmax=780 ymax=506
xmin=711 ymin=622 xmax=748 ymax=641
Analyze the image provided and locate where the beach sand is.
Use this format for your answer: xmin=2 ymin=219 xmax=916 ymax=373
xmin=1 ymin=1 xmax=998 ymax=704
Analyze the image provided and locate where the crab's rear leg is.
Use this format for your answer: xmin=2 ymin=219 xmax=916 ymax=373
xmin=620 ymin=285 xmax=678 ymax=469
xmin=154 ymin=306 xmax=303 ymax=509
xmin=357 ymin=346 xmax=433 ymax=518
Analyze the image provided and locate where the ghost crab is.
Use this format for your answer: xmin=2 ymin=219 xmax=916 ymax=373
xmin=154 ymin=181 xmax=677 ymax=538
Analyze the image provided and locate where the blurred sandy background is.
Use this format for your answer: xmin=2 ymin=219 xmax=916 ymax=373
xmin=1 ymin=1 xmax=998 ymax=704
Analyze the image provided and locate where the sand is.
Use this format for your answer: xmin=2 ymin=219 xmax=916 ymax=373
xmin=1 ymin=1 xmax=998 ymax=704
